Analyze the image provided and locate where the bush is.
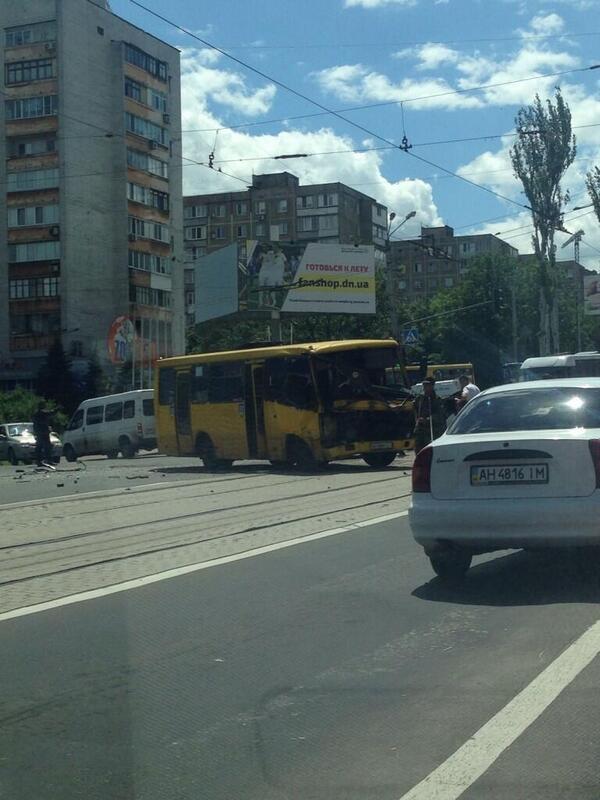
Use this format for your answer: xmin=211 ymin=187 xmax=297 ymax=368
xmin=0 ymin=388 xmax=69 ymax=432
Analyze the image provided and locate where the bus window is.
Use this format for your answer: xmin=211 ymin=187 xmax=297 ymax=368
xmin=207 ymin=363 xmax=244 ymax=403
xmin=266 ymin=357 xmax=317 ymax=409
xmin=159 ymin=367 xmax=176 ymax=405
xmin=191 ymin=365 xmax=208 ymax=403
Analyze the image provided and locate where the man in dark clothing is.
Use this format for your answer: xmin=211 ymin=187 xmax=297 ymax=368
xmin=32 ymin=402 xmax=52 ymax=466
xmin=413 ymin=377 xmax=447 ymax=453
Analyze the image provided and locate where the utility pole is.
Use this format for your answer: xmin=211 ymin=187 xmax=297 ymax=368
xmin=511 ymin=282 xmax=518 ymax=362
xmin=560 ymin=228 xmax=585 ymax=352
xmin=386 ymin=210 xmax=416 ymax=341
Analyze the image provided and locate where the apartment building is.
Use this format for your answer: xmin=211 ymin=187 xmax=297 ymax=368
xmin=388 ymin=225 xmax=519 ymax=300
xmin=183 ymin=172 xmax=387 ymax=325
xmin=0 ymin=0 xmax=184 ymax=390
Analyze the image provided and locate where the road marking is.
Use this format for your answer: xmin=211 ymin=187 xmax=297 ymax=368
xmin=398 ymin=618 xmax=600 ymax=800
xmin=0 ymin=510 xmax=408 ymax=623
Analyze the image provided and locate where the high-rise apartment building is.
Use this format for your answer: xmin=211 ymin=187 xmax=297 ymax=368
xmin=183 ymin=172 xmax=387 ymax=326
xmin=389 ymin=225 xmax=519 ymax=301
xmin=0 ymin=0 xmax=184 ymax=390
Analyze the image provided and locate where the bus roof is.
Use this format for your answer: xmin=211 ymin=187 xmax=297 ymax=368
xmin=521 ymin=355 xmax=576 ymax=369
xmin=157 ymin=339 xmax=399 ymax=367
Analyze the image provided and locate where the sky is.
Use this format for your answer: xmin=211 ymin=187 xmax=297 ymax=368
xmin=109 ymin=0 xmax=600 ymax=267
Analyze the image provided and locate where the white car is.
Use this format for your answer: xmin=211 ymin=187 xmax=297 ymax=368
xmin=409 ymin=378 xmax=600 ymax=581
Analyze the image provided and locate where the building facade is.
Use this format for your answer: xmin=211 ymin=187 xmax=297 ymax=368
xmin=389 ymin=225 xmax=519 ymax=301
xmin=0 ymin=0 xmax=184 ymax=391
xmin=183 ymin=172 xmax=387 ymax=326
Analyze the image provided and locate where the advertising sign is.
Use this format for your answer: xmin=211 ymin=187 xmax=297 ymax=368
xmin=584 ymin=274 xmax=600 ymax=316
xmin=245 ymin=241 xmax=375 ymax=315
xmin=107 ymin=316 xmax=135 ymax=364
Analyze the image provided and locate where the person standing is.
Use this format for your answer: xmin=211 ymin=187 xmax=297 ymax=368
xmin=32 ymin=401 xmax=52 ymax=466
xmin=413 ymin=378 xmax=447 ymax=453
xmin=455 ymin=374 xmax=481 ymax=413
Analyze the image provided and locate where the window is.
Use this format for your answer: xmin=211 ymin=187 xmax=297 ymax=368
xmin=124 ymin=43 xmax=167 ymax=81
xmin=6 ymin=58 xmax=54 ymax=85
xmin=128 ymin=249 xmax=170 ymax=274
xmin=159 ymin=368 xmax=176 ymax=405
xmin=184 ymin=204 xmax=207 ymax=219
xmin=256 ymin=200 xmax=266 ymax=215
xmin=444 ymin=277 xmax=454 ymax=288
xmin=317 ymin=193 xmax=338 ymax=208
xmin=319 ymin=215 xmax=337 ymax=232
xmin=105 ymin=402 xmax=123 ymax=422
xmin=128 ymin=216 xmax=169 ymax=242
xmin=5 ymin=95 xmax=57 ymax=120
xmin=9 ymin=136 xmax=56 ymax=158
xmin=127 ymin=149 xmax=168 ymax=179
xmin=398 ymin=280 xmax=407 ymax=290
xmin=124 ymin=78 xmax=167 ymax=112
xmin=427 ymin=262 xmax=436 ymax=273
xmin=127 ymin=182 xmax=169 ymax=212
xmin=143 ymin=399 xmax=154 ymax=416
xmin=123 ymin=400 xmax=135 ymax=419
xmin=414 ymin=280 xmax=423 ymax=290
xmin=211 ymin=204 xmax=226 ymax=218
xmin=7 ymin=168 xmax=58 ymax=192
xmin=413 ymin=263 xmax=422 ymax=273
xmin=8 ymin=241 xmax=60 ymax=262
xmin=207 ymin=363 xmax=244 ymax=403
xmin=460 ymin=241 xmax=476 ymax=255
xmin=277 ymin=199 xmax=288 ymax=213
xmin=212 ymin=226 xmax=225 ymax=239
xmin=185 ymin=245 xmax=205 ymax=261
xmin=125 ymin=112 xmax=167 ymax=146
xmin=10 ymin=311 xmax=60 ymax=335
xmin=185 ymin=226 xmax=206 ymax=240
xmin=296 ymin=195 xmax=314 ymax=209
xmin=68 ymin=409 xmax=84 ymax=431
xmin=255 ymin=223 xmax=265 ymax=236
xmin=235 ymin=201 xmax=247 ymax=215
xmin=8 ymin=204 xmax=58 ymax=227
xmin=10 ymin=277 xmax=59 ymax=299
xmin=237 ymin=224 xmax=247 ymax=238
xmin=129 ymin=285 xmax=171 ymax=307
xmin=266 ymin=357 xmax=317 ymax=409
xmin=297 ymin=216 xmax=315 ymax=232
xmin=191 ymin=365 xmax=208 ymax=403
xmin=86 ymin=406 xmax=104 ymax=426
xmin=278 ymin=222 xmax=288 ymax=236
xmin=5 ymin=21 xmax=56 ymax=47
xmin=375 ymin=205 xmax=384 ymax=218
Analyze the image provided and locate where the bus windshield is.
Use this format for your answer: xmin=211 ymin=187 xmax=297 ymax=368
xmin=314 ymin=347 xmax=409 ymax=404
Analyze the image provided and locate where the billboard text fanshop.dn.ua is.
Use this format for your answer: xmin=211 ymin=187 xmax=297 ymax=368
xmin=194 ymin=242 xmax=376 ymax=323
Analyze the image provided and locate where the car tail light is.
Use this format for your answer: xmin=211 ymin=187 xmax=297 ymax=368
xmin=137 ymin=423 xmax=143 ymax=435
xmin=412 ymin=446 xmax=433 ymax=493
xmin=589 ymin=440 xmax=600 ymax=488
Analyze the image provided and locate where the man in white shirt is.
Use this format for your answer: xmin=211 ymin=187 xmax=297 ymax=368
xmin=456 ymin=374 xmax=481 ymax=411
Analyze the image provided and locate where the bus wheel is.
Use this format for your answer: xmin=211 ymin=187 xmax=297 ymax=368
xmin=287 ymin=438 xmax=319 ymax=472
xmin=119 ymin=437 xmax=136 ymax=459
xmin=363 ymin=452 xmax=396 ymax=468
xmin=197 ymin=435 xmax=232 ymax=471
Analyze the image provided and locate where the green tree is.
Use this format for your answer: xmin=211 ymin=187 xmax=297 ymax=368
xmin=80 ymin=352 xmax=107 ymax=400
xmin=36 ymin=339 xmax=78 ymax=413
xmin=0 ymin=388 xmax=68 ymax=431
xmin=510 ymin=89 xmax=576 ymax=355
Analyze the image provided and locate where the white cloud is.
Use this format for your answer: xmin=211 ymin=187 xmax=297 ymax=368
xmin=344 ymin=0 xmax=417 ymax=7
xmin=527 ymin=13 xmax=565 ymax=35
xmin=180 ymin=49 xmax=441 ymax=229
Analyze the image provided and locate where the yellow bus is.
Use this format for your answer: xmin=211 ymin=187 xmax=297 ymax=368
xmin=155 ymin=340 xmax=415 ymax=470
xmin=387 ymin=362 xmax=475 ymax=387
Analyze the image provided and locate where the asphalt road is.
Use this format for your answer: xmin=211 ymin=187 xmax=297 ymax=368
xmin=1 ymin=460 xmax=600 ymax=799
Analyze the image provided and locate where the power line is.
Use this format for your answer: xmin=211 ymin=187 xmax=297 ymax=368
xmin=124 ymin=0 xmax=538 ymax=211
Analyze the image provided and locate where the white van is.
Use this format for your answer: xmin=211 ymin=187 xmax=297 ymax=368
xmin=62 ymin=390 xmax=156 ymax=461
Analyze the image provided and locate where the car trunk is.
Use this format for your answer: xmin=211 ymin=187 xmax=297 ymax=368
xmin=431 ymin=430 xmax=597 ymax=500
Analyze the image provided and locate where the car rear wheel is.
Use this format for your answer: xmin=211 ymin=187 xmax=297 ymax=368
xmin=119 ymin=437 xmax=136 ymax=459
xmin=63 ymin=444 xmax=77 ymax=463
xmin=363 ymin=452 xmax=396 ymax=468
xmin=429 ymin=549 xmax=472 ymax=583
xmin=106 ymin=450 xmax=119 ymax=459
xmin=7 ymin=448 xmax=18 ymax=466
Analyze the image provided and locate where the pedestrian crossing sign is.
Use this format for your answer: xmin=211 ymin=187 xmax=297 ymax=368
xmin=402 ymin=327 xmax=419 ymax=345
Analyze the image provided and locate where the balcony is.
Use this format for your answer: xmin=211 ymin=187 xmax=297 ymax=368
xmin=10 ymin=334 xmax=54 ymax=352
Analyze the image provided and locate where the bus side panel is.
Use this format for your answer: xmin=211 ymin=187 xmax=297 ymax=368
xmin=263 ymin=401 xmax=321 ymax=461
xmin=190 ymin=403 xmax=249 ymax=460
xmin=155 ymin=402 xmax=178 ymax=455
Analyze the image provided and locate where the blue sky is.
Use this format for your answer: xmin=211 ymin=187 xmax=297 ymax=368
xmin=109 ymin=0 xmax=600 ymax=264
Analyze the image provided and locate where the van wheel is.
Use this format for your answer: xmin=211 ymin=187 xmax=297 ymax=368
xmin=7 ymin=448 xmax=18 ymax=466
xmin=287 ymin=438 xmax=320 ymax=471
xmin=119 ymin=437 xmax=136 ymax=459
xmin=196 ymin=435 xmax=232 ymax=471
xmin=63 ymin=444 xmax=77 ymax=463
xmin=429 ymin=549 xmax=472 ymax=583
xmin=363 ymin=452 xmax=396 ymax=468
xmin=106 ymin=450 xmax=119 ymax=459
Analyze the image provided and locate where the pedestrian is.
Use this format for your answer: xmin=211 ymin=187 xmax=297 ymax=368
xmin=455 ymin=374 xmax=481 ymax=413
xmin=413 ymin=377 xmax=447 ymax=453
xmin=32 ymin=401 xmax=53 ymax=466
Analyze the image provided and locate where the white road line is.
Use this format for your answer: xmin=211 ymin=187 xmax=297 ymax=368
xmin=0 ymin=510 xmax=408 ymax=623
xmin=398 ymin=618 xmax=600 ymax=800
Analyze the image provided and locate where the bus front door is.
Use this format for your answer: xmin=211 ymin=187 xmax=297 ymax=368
xmin=245 ymin=363 xmax=267 ymax=459
xmin=175 ymin=370 xmax=194 ymax=455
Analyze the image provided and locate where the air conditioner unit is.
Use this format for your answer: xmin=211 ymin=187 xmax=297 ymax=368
xmin=49 ymin=225 xmax=59 ymax=237
xmin=150 ymin=140 xmax=160 ymax=150
xmin=162 ymin=113 xmax=170 ymax=124
xmin=45 ymin=42 xmax=56 ymax=53
xmin=128 ymin=233 xmax=136 ymax=242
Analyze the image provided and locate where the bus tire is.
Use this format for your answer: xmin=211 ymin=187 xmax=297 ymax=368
xmin=363 ymin=452 xmax=396 ymax=468
xmin=287 ymin=437 xmax=319 ymax=472
xmin=119 ymin=437 xmax=136 ymax=459
xmin=197 ymin=434 xmax=232 ymax=471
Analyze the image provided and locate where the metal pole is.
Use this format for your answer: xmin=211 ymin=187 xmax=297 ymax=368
xmin=575 ymin=240 xmax=582 ymax=351
xmin=511 ymin=282 xmax=518 ymax=362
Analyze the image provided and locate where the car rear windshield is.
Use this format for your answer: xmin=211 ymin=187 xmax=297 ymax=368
xmin=448 ymin=387 xmax=600 ymax=434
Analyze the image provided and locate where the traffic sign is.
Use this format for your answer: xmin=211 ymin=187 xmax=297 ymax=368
xmin=402 ymin=327 xmax=419 ymax=345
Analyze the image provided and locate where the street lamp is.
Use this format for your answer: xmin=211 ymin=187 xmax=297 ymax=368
xmin=386 ymin=210 xmax=417 ymax=341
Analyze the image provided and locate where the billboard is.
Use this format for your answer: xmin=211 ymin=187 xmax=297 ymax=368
xmin=244 ymin=241 xmax=376 ymax=315
xmin=584 ymin=274 xmax=600 ymax=316
xmin=194 ymin=244 xmax=239 ymax=323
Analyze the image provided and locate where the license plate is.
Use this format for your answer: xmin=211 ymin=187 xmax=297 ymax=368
xmin=371 ymin=441 xmax=393 ymax=451
xmin=470 ymin=463 xmax=549 ymax=486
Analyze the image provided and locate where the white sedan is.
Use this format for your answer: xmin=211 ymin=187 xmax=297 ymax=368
xmin=409 ymin=378 xmax=600 ymax=581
